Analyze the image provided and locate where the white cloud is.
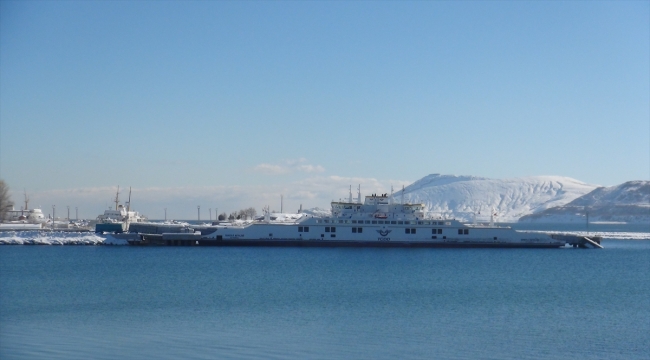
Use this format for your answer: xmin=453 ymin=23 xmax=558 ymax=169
xmin=252 ymin=164 xmax=288 ymax=174
xmin=252 ymin=158 xmax=325 ymax=175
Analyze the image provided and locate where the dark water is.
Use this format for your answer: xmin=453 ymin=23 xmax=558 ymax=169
xmin=1 ymin=241 xmax=649 ymax=359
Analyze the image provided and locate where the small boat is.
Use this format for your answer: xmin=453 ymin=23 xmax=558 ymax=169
xmin=95 ymin=186 xmax=147 ymax=233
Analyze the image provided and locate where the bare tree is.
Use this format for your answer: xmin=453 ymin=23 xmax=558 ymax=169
xmin=0 ymin=180 xmax=14 ymax=221
xmin=218 ymin=212 xmax=227 ymax=221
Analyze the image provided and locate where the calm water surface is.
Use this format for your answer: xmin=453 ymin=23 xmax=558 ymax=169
xmin=1 ymin=241 xmax=649 ymax=359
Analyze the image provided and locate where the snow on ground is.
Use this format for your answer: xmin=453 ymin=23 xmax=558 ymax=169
xmin=523 ymin=230 xmax=650 ymax=241
xmin=0 ymin=231 xmax=105 ymax=245
xmin=300 ymin=207 xmax=331 ymax=217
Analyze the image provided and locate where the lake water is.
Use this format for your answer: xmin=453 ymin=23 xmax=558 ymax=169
xmin=1 ymin=226 xmax=649 ymax=359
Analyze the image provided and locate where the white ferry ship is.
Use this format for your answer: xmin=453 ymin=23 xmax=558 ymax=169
xmin=120 ymin=190 xmax=602 ymax=248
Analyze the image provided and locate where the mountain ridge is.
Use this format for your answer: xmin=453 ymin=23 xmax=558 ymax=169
xmin=519 ymin=181 xmax=650 ymax=223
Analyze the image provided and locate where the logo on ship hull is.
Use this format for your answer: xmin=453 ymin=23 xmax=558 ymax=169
xmin=376 ymin=229 xmax=392 ymax=237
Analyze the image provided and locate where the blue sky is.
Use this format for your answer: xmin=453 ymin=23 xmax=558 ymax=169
xmin=1 ymin=1 xmax=648 ymax=219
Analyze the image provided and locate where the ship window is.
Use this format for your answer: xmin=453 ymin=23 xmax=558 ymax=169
xmin=445 ymin=222 xmax=451 ymax=225
xmin=432 ymin=235 xmax=437 ymax=239
xmin=412 ymin=228 xmax=416 ymax=234
xmin=378 ymin=221 xmax=384 ymax=224
xmin=339 ymin=220 xmax=344 ymax=224
xmin=438 ymin=229 xmax=442 ymax=234
xmin=324 ymin=220 xmax=329 ymax=223
xmin=372 ymin=220 xmax=377 ymax=224
xmin=398 ymin=221 xmax=403 ymax=225
xmin=405 ymin=228 xmax=411 ymax=234
xmin=352 ymin=227 xmax=357 ymax=233
xmin=331 ymin=234 xmax=336 ymax=237
xmin=331 ymin=227 xmax=336 ymax=233
xmin=298 ymin=227 xmax=303 ymax=232
xmin=458 ymin=229 xmax=463 ymax=235
xmin=305 ymin=227 xmax=309 ymax=232
xmin=464 ymin=229 xmax=468 ymax=235
xmin=391 ymin=221 xmax=396 ymax=224
xmin=358 ymin=227 xmax=363 ymax=233
xmin=418 ymin=221 xmax=423 ymax=225
xmin=494 ymin=237 xmax=497 ymax=240
xmin=352 ymin=220 xmax=357 ymax=224
xmin=325 ymin=227 xmax=330 ymax=232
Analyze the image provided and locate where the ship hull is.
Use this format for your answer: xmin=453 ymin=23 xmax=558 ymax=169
xmin=128 ymin=235 xmax=565 ymax=248
xmin=198 ymin=240 xmax=564 ymax=248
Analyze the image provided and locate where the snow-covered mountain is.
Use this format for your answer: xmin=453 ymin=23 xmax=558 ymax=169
xmin=393 ymin=174 xmax=599 ymax=222
xmin=519 ymin=181 xmax=650 ymax=223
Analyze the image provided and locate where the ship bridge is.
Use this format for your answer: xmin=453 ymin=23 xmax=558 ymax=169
xmin=331 ymin=193 xmax=425 ymax=220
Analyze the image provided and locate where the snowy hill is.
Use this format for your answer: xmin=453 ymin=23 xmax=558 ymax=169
xmin=393 ymin=174 xmax=598 ymax=222
xmin=519 ymin=181 xmax=650 ymax=223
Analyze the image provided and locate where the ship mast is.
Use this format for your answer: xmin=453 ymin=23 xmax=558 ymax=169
xmin=357 ymin=184 xmax=361 ymax=204
xmin=127 ymin=187 xmax=131 ymax=212
xmin=23 ymin=189 xmax=29 ymax=215
xmin=125 ymin=187 xmax=132 ymax=228
xmin=114 ymin=186 xmax=120 ymax=211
